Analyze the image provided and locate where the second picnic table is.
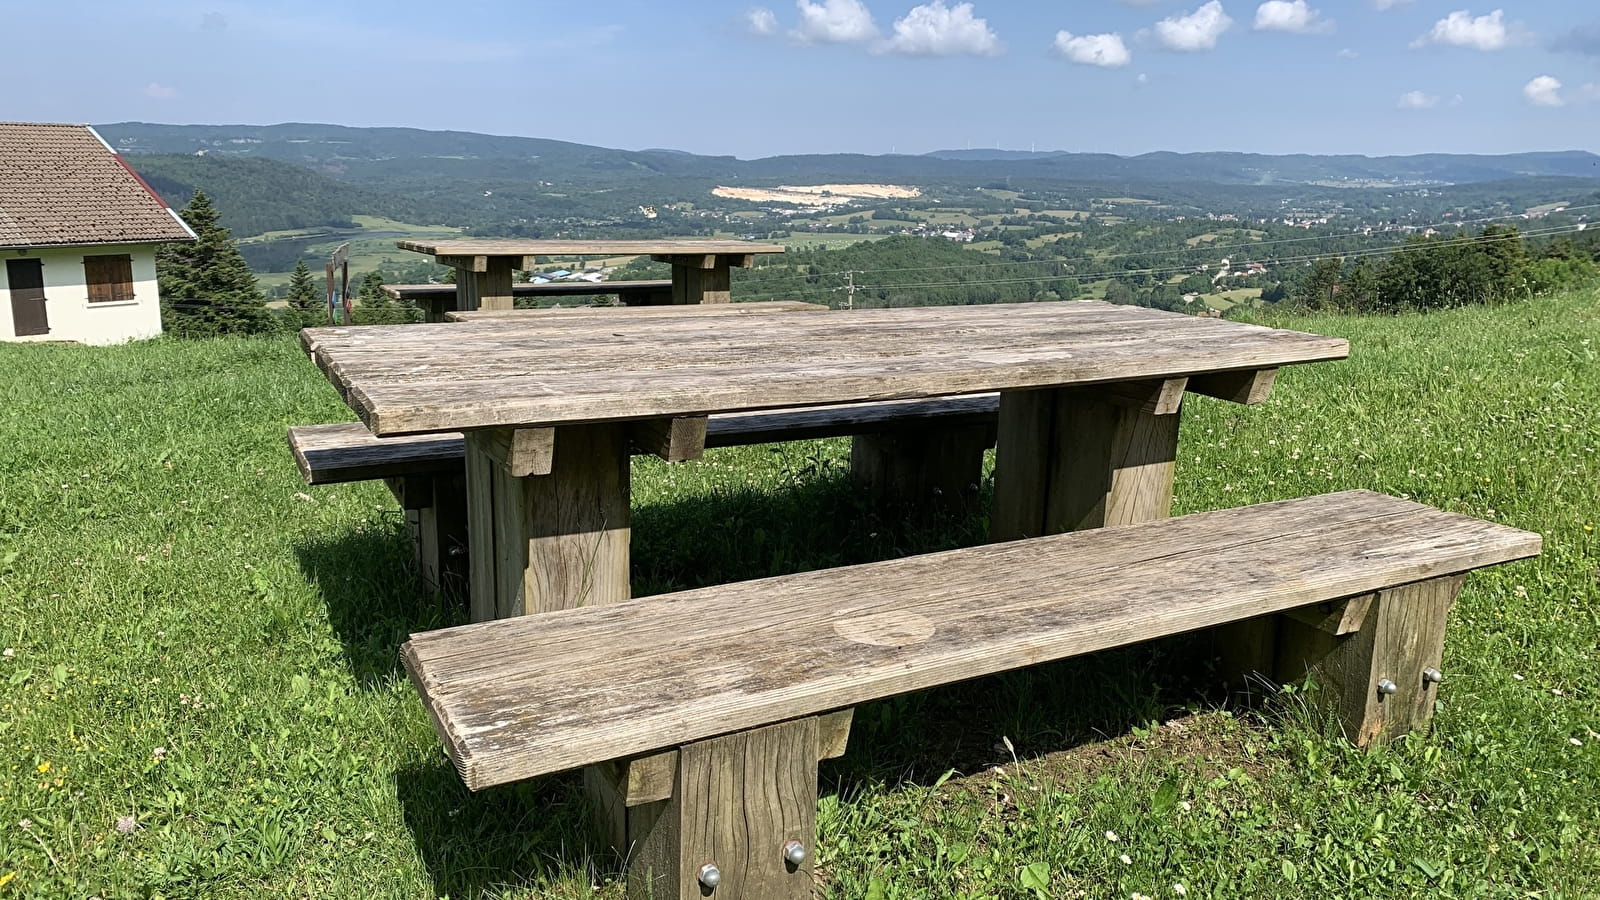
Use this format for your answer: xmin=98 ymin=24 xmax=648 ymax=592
xmin=396 ymin=238 xmax=786 ymax=317
xmin=303 ymin=301 xmax=1348 ymax=622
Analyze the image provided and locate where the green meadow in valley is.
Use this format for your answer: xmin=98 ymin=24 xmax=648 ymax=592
xmin=0 ymin=289 xmax=1596 ymax=898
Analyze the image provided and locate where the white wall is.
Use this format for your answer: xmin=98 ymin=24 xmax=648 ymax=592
xmin=0 ymin=243 xmax=163 ymax=345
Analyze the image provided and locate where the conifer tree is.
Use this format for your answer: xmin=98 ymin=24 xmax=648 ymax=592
xmin=157 ymin=190 xmax=275 ymax=337
xmin=285 ymin=259 xmax=325 ymax=329
xmin=352 ymin=270 xmax=420 ymax=325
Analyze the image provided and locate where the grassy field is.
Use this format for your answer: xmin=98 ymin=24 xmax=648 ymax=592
xmin=249 ymin=217 xmax=464 ymax=291
xmin=1 ymin=290 xmax=1597 ymax=898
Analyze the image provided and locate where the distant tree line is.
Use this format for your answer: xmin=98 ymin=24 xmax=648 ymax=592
xmin=1277 ymin=225 xmax=1599 ymax=314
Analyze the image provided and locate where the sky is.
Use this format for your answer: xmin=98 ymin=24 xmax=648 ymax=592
xmin=5 ymin=1 xmax=1600 ymax=159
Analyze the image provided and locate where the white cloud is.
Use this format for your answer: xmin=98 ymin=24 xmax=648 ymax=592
xmin=1337 ymin=47 xmax=1359 ymax=59
xmin=1397 ymin=90 xmax=1440 ymax=109
xmin=1136 ymin=72 xmax=1150 ymax=84
xmin=1053 ymin=31 xmax=1131 ymax=67
xmin=1254 ymin=1 xmax=1332 ymax=34
xmin=878 ymin=1 xmax=1002 ymax=56
xmin=1149 ymin=1 xmax=1234 ymax=52
xmin=1372 ymin=0 xmax=1411 ymax=9
xmin=143 ymin=83 xmax=178 ymax=100
xmin=1411 ymin=9 xmax=1508 ymax=51
xmin=792 ymin=0 xmax=879 ymax=44
xmin=1523 ymin=75 xmax=1565 ymax=107
xmin=746 ymin=7 xmax=779 ymax=35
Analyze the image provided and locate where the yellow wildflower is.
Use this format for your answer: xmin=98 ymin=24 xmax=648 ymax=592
xmin=35 ymin=761 xmax=50 ymax=775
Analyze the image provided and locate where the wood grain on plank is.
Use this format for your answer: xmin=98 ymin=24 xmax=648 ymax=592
xmin=400 ymin=491 xmax=1539 ymax=789
xmin=305 ymin=302 xmax=1349 ymax=436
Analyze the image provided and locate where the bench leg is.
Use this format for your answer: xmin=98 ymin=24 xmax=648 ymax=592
xmin=1275 ymin=575 xmax=1463 ymax=746
xmin=992 ymin=382 xmax=1182 ymax=539
xmin=419 ymin=471 xmax=469 ymax=600
xmin=629 ymin=717 xmax=820 ymax=900
xmin=849 ymin=423 xmax=991 ymax=517
xmin=464 ymin=424 xmax=631 ymax=621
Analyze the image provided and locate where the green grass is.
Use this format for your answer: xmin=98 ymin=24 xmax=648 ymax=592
xmin=2 ymin=290 xmax=1598 ymax=897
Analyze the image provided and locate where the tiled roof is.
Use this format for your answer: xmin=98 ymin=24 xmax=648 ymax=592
xmin=0 ymin=122 xmax=195 ymax=249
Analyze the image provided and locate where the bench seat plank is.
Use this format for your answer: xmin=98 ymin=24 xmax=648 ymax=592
xmin=402 ymin=490 xmax=1539 ymax=790
xmin=289 ymin=395 xmax=1003 ymax=485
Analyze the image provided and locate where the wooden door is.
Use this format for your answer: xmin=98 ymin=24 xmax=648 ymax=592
xmin=7 ymin=259 xmax=48 ymax=337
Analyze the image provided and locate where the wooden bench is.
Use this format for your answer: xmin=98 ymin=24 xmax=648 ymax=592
xmin=402 ymin=491 xmax=1540 ymax=898
xmin=383 ymin=280 xmax=675 ymax=321
xmin=288 ymin=395 xmax=1001 ymax=595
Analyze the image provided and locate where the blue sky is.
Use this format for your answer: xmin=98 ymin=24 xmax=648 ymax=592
xmin=6 ymin=1 xmax=1599 ymax=158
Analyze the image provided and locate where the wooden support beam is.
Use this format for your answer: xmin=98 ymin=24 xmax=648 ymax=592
xmin=850 ymin=423 xmax=992 ymax=515
xmin=417 ymin=471 xmax=469 ymax=599
xmin=462 ymin=424 xmax=631 ymax=621
xmin=629 ymin=717 xmax=818 ymax=900
xmin=419 ymin=294 xmax=454 ymax=324
xmin=1188 ymin=368 xmax=1279 ymax=405
xmin=1097 ymin=376 xmax=1189 ymax=416
xmin=1277 ymin=575 xmax=1463 ymax=747
xmin=651 ymin=253 xmax=718 ymax=270
xmin=596 ymin=709 xmax=854 ymax=810
xmin=992 ymin=382 xmax=1181 ymax=540
xmin=473 ymin=259 xmax=517 ymax=312
xmin=1282 ymin=593 xmax=1375 ymax=636
xmin=668 ymin=262 xmax=732 ymax=305
xmin=435 ymin=254 xmax=488 ymax=273
xmin=651 ymin=253 xmax=754 ymax=271
xmin=630 ymin=416 xmax=709 ymax=463
xmin=475 ymin=427 xmax=556 ymax=477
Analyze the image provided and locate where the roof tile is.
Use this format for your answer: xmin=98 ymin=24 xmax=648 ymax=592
xmin=0 ymin=122 xmax=195 ymax=248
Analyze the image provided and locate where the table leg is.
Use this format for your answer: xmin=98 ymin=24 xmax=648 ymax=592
xmin=849 ymin=423 xmax=991 ymax=517
xmin=991 ymin=381 xmax=1183 ymax=540
xmin=669 ymin=262 xmax=731 ymax=305
xmin=463 ymin=423 xmax=631 ymax=621
xmin=476 ymin=259 xmax=516 ymax=311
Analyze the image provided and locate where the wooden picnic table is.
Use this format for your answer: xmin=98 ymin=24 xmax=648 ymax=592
xmin=303 ymin=301 xmax=1348 ymax=622
xmin=396 ymin=238 xmax=785 ymax=316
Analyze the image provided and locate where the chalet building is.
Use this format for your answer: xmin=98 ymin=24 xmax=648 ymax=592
xmin=0 ymin=122 xmax=194 ymax=344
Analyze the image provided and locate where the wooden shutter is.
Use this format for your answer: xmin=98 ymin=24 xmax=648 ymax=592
xmin=84 ymin=254 xmax=134 ymax=303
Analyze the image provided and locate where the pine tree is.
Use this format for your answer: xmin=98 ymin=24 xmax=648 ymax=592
xmin=285 ymin=259 xmax=326 ymax=329
xmin=357 ymin=271 xmax=389 ymax=305
xmin=352 ymin=270 xmax=420 ymax=325
xmin=157 ymin=190 xmax=276 ymax=337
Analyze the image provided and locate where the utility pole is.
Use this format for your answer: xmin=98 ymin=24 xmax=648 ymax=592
xmin=845 ymin=271 xmax=856 ymax=310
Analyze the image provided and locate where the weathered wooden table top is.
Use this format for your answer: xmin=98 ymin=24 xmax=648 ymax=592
xmin=304 ymin=301 xmax=1349 ymax=436
xmin=397 ymin=238 xmax=786 ymax=262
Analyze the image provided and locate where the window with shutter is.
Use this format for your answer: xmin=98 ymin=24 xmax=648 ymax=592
xmin=84 ymin=255 xmax=135 ymax=303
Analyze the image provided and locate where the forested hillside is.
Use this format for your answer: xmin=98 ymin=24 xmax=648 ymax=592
xmin=133 ymin=155 xmax=437 ymax=236
xmin=101 ymin=122 xmax=1600 ymax=187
